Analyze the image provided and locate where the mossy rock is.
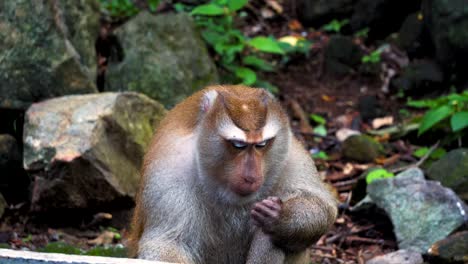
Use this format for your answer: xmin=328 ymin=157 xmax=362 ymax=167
xmin=342 ymin=135 xmax=384 ymax=163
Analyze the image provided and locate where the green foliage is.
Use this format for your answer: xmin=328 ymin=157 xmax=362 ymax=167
xmin=313 ymin=125 xmax=327 ymax=137
xmin=190 ymin=0 xmax=307 ymax=91
xmin=39 ymin=242 xmax=127 ymax=258
xmin=366 ymin=168 xmax=394 ymax=184
xmin=362 ymin=50 xmax=382 ymax=64
xmin=310 ymin=114 xmax=326 ymax=125
xmin=312 ymin=151 xmax=329 ymax=160
xmin=407 ymin=91 xmax=468 ymax=135
xmin=413 ymin=147 xmax=446 ymax=159
xmin=99 ymin=0 xmax=160 ymax=18
xmin=322 ymin=19 xmax=349 ymax=33
xmin=355 ymin=28 xmax=369 ymax=38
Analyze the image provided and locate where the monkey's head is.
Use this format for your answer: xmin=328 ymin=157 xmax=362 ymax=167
xmin=197 ymin=86 xmax=291 ymax=204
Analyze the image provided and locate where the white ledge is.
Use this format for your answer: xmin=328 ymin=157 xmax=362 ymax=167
xmin=0 ymin=249 xmax=174 ymax=264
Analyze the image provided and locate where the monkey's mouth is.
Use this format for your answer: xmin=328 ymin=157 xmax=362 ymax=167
xmin=230 ymin=182 xmax=262 ymax=197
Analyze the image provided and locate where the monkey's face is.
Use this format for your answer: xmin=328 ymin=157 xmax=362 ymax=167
xmin=197 ymin=88 xmax=290 ymax=204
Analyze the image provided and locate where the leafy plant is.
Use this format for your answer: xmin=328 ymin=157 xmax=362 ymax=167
xmin=354 ymin=28 xmax=369 ymax=38
xmin=407 ymin=91 xmax=468 ymax=135
xmin=366 ymin=168 xmax=394 ymax=184
xmin=189 ymin=0 xmax=296 ymax=91
xmin=322 ymin=19 xmax=349 ymax=33
xmin=362 ymin=50 xmax=382 ymax=64
xmin=413 ymin=147 xmax=446 ymax=159
xmin=312 ymin=151 xmax=329 ymax=160
xmin=99 ymin=0 xmax=160 ymax=18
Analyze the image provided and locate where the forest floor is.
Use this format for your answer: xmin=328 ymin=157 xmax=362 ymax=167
xmin=0 ymin=2 xmax=422 ymax=264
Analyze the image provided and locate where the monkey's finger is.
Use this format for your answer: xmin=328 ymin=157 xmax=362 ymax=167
xmin=253 ymin=203 xmax=280 ymax=219
xmin=261 ymin=199 xmax=282 ymax=212
xmin=251 ymin=210 xmax=267 ymax=226
xmin=267 ymin=196 xmax=282 ymax=205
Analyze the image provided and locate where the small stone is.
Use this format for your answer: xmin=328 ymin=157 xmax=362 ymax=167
xmin=342 ymin=135 xmax=383 ymax=163
xmin=429 ymin=231 xmax=468 ymax=263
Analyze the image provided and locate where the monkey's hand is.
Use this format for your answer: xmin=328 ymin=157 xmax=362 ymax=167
xmin=251 ymin=196 xmax=282 ymax=234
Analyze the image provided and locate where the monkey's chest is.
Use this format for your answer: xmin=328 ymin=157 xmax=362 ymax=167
xmin=196 ymin=212 xmax=255 ymax=264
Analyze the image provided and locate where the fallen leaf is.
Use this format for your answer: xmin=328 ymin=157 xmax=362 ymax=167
xmin=336 ymin=128 xmax=360 ymax=142
xmin=371 ymin=116 xmax=394 ymax=129
xmin=87 ymin=231 xmax=115 ymax=246
xmin=266 ymin=0 xmax=283 ymax=13
xmin=288 ymin=19 xmax=303 ymax=31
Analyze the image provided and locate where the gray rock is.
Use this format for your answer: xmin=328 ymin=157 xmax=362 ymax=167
xmin=429 ymin=231 xmax=468 ymax=263
xmin=398 ymin=13 xmax=426 ymax=58
xmin=422 ymin=0 xmax=468 ymax=78
xmin=105 ymin=12 xmax=218 ymax=108
xmin=296 ymin=0 xmax=356 ymax=26
xmin=390 ymin=60 xmax=443 ymax=96
xmin=342 ymin=135 xmax=383 ymax=163
xmin=350 ymin=0 xmax=421 ymax=40
xmin=23 ymin=92 xmax=166 ymax=211
xmin=367 ymin=168 xmax=467 ymax=253
xmin=324 ymin=35 xmax=364 ymax=76
xmin=366 ymin=249 xmax=423 ymax=264
xmin=0 ymin=0 xmax=99 ymax=110
xmin=0 ymin=134 xmax=29 ymax=203
xmin=427 ymin=148 xmax=468 ymax=201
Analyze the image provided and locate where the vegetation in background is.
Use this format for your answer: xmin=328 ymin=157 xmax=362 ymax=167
xmin=98 ymin=0 xmax=159 ymax=18
xmin=366 ymin=168 xmax=394 ymax=184
xmin=408 ymin=91 xmax=468 ymax=136
xmin=322 ymin=19 xmax=349 ymax=33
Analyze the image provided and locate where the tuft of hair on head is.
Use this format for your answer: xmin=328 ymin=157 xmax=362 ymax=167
xmin=201 ymin=90 xmax=219 ymax=113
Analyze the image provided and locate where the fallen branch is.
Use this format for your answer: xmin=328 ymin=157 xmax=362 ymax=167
xmin=390 ymin=141 xmax=440 ymax=174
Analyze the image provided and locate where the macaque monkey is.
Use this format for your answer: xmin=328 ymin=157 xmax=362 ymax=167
xmin=129 ymin=85 xmax=337 ymax=264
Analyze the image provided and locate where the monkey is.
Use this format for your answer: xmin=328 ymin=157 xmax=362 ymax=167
xmin=128 ymin=85 xmax=337 ymax=264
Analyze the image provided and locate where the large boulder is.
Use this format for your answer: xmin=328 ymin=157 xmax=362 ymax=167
xmin=23 ymin=93 xmax=166 ymax=211
xmin=367 ymin=249 xmax=423 ymax=264
xmin=105 ymin=12 xmax=219 ymax=108
xmin=324 ymin=35 xmax=363 ymax=76
xmin=295 ymin=0 xmax=357 ymax=26
xmin=422 ymin=0 xmax=468 ymax=79
xmin=390 ymin=60 xmax=444 ymax=96
xmin=367 ymin=168 xmax=467 ymax=253
xmin=426 ymin=148 xmax=468 ymax=201
xmin=350 ymin=0 xmax=422 ymax=40
xmin=0 ymin=0 xmax=99 ymax=110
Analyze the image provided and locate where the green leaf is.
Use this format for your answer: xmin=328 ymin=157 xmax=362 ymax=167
xmin=418 ymin=105 xmax=453 ymax=135
xmin=148 ymin=0 xmax=160 ymax=11
xmin=310 ymin=114 xmax=326 ymax=125
xmin=313 ymin=125 xmax=327 ymax=137
xmin=413 ymin=147 xmax=429 ymax=158
xmin=191 ymin=4 xmax=225 ymax=16
xmin=451 ymin=111 xmax=468 ymax=131
xmin=248 ymin=37 xmax=284 ymax=54
xmin=235 ymin=67 xmax=257 ymax=85
xmin=312 ymin=151 xmax=329 ymax=160
xmin=430 ymin=148 xmax=446 ymax=159
xmin=366 ymin=169 xmax=394 ymax=184
xmin=242 ymin=56 xmax=274 ymax=71
xmin=227 ymin=0 xmax=248 ymax=12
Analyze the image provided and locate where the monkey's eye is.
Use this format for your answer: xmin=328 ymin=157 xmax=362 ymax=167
xmin=230 ymin=140 xmax=248 ymax=149
xmin=255 ymin=139 xmax=269 ymax=148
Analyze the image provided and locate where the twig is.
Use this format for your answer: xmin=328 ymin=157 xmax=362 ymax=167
xmin=332 ymin=179 xmax=358 ymax=187
xmin=390 ymin=141 xmax=440 ymax=174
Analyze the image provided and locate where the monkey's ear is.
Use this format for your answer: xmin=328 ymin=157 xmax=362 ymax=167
xmin=200 ymin=90 xmax=219 ymax=113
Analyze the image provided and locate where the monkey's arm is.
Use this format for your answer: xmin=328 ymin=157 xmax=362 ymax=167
xmin=256 ymin=139 xmax=337 ymax=252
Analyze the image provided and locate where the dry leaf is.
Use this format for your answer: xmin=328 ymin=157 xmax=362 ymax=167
xmin=372 ymin=116 xmax=394 ymax=129
xmin=87 ymin=231 xmax=115 ymax=246
xmin=266 ymin=0 xmax=283 ymax=13
xmin=288 ymin=19 xmax=303 ymax=31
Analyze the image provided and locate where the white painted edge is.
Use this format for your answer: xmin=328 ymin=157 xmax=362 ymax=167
xmin=0 ymin=249 xmax=176 ymax=264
